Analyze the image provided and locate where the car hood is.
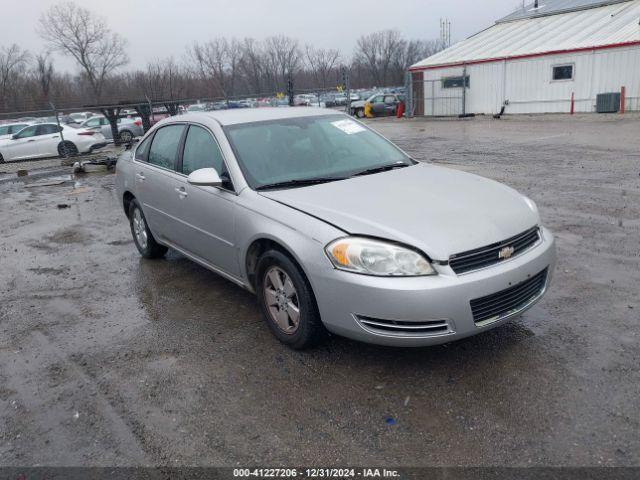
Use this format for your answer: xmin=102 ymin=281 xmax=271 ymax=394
xmin=259 ymin=163 xmax=539 ymax=260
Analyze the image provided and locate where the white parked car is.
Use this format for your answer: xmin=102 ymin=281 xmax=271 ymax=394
xmin=0 ymin=123 xmax=107 ymax=163
xmin=68 ymin=112 xmax=96 ymax=123
xmin=0 ymin=122 xmax=32 ymax=141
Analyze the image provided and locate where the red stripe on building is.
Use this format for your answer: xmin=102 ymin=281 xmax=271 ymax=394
xmin=409 ymin=40 xmax=640 ymax=72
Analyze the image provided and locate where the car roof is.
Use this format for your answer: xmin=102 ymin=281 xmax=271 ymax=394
xmin=180 ymin=107 xmax=343 ymax=126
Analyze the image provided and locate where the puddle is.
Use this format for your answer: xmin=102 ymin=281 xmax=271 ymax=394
xmin=23 ymin=175 xmax=74 ymax=188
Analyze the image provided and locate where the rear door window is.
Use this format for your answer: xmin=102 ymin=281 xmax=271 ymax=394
xmin=37 ymin=124 xmax=62 ymax=135
xmin=147 ymin=125 xmax=185 ymax=170
xmin=86 ymin=118 xmax=102 ymax=128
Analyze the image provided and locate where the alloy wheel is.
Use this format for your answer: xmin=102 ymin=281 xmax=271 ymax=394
xmin=119 ymin=130 xmax=133 ymax=143
xmin=263 ymin=266 xmax=300 ymax=334
xmin=132 ymin=208 xmax=148 ymax=249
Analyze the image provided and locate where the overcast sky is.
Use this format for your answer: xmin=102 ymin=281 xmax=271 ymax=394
xmin=2 ymin=0 xmax=522 ymax=71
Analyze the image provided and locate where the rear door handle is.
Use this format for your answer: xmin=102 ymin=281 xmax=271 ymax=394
xmin=175 ymin=187 xmax=188 ymax=198
xmin=135 ymin=172 xmax=145 ymax=181
xmin=51 ymin=136 xmax=59 ymax=138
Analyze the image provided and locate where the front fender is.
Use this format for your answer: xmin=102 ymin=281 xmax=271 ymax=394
xmin=234 ymin=191 xmax=346 ymax=292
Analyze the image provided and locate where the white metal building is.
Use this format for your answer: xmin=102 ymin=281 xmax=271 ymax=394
xmin=409 ymin=0 xmax=640 ymax=115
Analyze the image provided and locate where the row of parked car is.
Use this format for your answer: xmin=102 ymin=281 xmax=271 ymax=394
xmin=0 ymin=111 xmax=149 ymax=163
xmin=182 ymin=86 xmax=407 ymax=117
xmin=0 ymin=86 xmax=407 ymax=163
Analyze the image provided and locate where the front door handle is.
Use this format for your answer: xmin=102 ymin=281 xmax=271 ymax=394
xmin=175 ymin=187 xmax=188 ymax=199
xmin=51 ymin=136 xmax=59 ymax=138
xmin=27 ymin=139 xmax=36 ymax=142
xmin=135 ymin=172 xmax=145 ymax=181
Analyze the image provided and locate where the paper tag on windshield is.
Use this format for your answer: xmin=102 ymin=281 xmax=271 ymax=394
xmin=331 ymin=119 xmax=366 ymax=135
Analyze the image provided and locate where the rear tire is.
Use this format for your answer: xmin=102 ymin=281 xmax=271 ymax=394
xmin=256 ymin=249 xmax=328 ymax=349
xmin=0 ymin=153 xmax=4 ymax=164
xmin=118 ymin=130 xmax=133 ymax=143
xmin=128 ymin=199 xmax=168 ymax=259
xmin=58 ymin=141 xmax=78 ymax=157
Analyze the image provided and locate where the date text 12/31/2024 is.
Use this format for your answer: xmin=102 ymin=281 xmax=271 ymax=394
xmin=233 ymin=468 xmax=401 ymax=478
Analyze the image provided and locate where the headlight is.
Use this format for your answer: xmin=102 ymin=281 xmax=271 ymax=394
xmin=325 ymin=237 xmax=436 ymax=276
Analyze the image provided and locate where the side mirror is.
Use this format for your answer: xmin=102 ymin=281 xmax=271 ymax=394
xmin=11 ymin=134 xmax=18 ymax=140
xmin=187 ymin=168 xmax=222 ymax=187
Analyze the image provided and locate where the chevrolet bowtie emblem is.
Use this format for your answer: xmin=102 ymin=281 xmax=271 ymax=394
xmin=499 ymin=246 xmax=515 ymax=259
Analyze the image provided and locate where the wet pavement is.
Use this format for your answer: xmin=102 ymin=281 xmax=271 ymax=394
xmin=0 ymin=114 xmax=638 ymax=466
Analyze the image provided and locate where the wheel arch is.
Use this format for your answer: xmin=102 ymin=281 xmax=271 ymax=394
xmin=122 ymin=191 xmax=135 ymax=218
xmin=244 ymin=236 xmax=312 ymax=294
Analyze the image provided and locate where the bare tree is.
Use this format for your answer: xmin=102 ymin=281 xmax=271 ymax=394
xmin=0 ymin=44 xmax=30 ymax=110
xmin=2 ymin=26 xmax=446 ymax=113
xmin=354 ymin=30 xmax=405 ymax=86
xmin=37 ymin=1 xmax=128 ymax=103
xmin=394 ymin=39 xmax=446 ymax=74
xmin=239 ymin=38 xmax=265 ymax=94
xmin=305 ymin=46 xmax=340 ymax=90
xmin=226 ymin=39 xmax=243 ymax=98
xmin=32 ymin=52 xmax=55 ymax=104
xmin=189 ymin=38 xmax=230 ymax=98
xmin=142 ymin=58 xmax=186 ymax=101
xmin=263 ymin=35 xmax=301 ymax=91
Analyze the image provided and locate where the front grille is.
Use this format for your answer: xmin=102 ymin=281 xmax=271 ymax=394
xmin=356 ymin=316 xmax=450 ymax=336
xmin=449 ymin=227 xmax=540 ymax=275
xmin=470 ymin=268 xmax=548 ymax=326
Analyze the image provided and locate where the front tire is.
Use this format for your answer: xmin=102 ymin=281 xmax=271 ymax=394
xmin=0 ymin=153 xmax=4 ymax=164
xmin=256 ymin=250 xmax=328 ymax=349
xmin=355 ymin=108 xmax=366 ymax=118
xmin=128 ymin=199 xmax=168 ymax=259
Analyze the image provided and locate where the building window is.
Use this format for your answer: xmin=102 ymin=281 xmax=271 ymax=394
xmin=552 ymin=64 xmax=574 ymax=81
xmin=442 ymin=75 xmax=470 ymax=89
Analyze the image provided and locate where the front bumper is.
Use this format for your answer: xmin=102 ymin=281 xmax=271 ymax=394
xmin=310 ymin=227 xmax=556 ymax=347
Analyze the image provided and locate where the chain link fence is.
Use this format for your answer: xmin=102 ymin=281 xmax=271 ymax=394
xmin=410 ymin=77 xmax=464 ymax=117
xmin=0 ymin=84 xmax=370 ymax=164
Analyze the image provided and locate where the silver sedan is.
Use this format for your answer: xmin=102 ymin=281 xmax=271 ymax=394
xmin=115 ymin=108 xmax=555 ymax=349
xmin=100 ymin=117 xmax=144 ymax=143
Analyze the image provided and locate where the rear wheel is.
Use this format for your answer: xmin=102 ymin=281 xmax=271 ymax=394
xmin=118 ymin=130 xmax=133 ymax=143
xmin=256 ymin=250 xmax=328 ymax=349
xmin=128 ymin=199 xmax=167 ymax=259
xmin=58 ymin=141 xmax=78 ymax=157
xmin=0 ymin=153 xmax=4 ymax=164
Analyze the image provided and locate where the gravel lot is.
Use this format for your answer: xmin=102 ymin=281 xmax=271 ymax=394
xmin=0 ymin=113 xmax=638 ymax=467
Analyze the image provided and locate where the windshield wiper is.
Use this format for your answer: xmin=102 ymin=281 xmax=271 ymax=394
xmin=350 ymin=162 xmax=411 ymax=178
xmin=255 ymin=177 xmax=346 ymax=191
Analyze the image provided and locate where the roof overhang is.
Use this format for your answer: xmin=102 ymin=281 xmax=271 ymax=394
xmin=409 ymin=40 xmax=640 ymax=71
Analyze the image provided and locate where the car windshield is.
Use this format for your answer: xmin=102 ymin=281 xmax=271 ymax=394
xmin=224 ymin=114 xmax=412 ymax=189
